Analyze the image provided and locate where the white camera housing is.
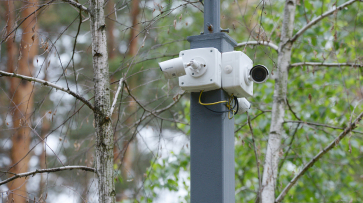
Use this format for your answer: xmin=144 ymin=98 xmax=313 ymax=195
xmin=179 ymin=48 xmax=221 ymax=92
xmin=221 ymin=51 xmax=253 ymax=98
xmin=237 ymin=98 xmax=251 ymax=114
xmin=159 ymin=57 xmax=186 ymax=79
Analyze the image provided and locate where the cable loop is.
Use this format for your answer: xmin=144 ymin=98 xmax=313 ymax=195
xmin=198 ymin=90 xmax=238 ymax=119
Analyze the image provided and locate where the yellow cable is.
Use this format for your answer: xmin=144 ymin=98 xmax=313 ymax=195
xmin=199 ymin=90 xmax=236 ymax=119
xmin=198 ymin=90 xmax=228 ymax=105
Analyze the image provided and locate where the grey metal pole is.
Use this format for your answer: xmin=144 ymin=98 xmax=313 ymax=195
xmin=187 ymin=0 xmax=237 ymax=202
xmin=203 ymin=0 xmax=220 ymax=33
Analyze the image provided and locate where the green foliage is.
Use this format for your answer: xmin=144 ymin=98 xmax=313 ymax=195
xmin=141 ymin=150 xmax=190 ymax=203
xmin=142 ymin=0 xmax=363 ymax=202
xmin=1 ymin=0 xmax=362 ymax=202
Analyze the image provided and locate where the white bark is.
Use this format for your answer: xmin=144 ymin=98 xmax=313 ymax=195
xmin=110 ymin=78 xmax=124 ymax=115
xmin=236 ymin=41 xmax=279 ymax=51
xmin=89 ymin=0 xmax=115 ymax=201
xmin=260 ymin=1 xmax=296 ymax=203
xmin=290 ymin=62 xmax=363 ymax=68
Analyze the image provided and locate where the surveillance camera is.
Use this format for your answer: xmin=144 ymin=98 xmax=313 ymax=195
xmin=237 ymin=98 xmax=251 ymax=114
xmin=159 ymin=57 xmax=186 ymax=79
xmin=249 ymin=65 xmax=269 ymax=83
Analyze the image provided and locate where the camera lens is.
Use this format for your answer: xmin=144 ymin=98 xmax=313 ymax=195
xmin=250 ymin=65 xmax=269 ymax=83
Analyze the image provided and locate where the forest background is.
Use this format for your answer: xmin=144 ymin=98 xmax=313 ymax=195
xmin=0 ymin=0 xmax=363 ymax=202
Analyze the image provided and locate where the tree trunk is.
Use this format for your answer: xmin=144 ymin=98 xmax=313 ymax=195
xmin=38 ymin=109 xmax=50 ymax=198
xmin=5 ymin=1 xmax=17 ymax=75
xmin=128 ymin=0 xmax=140 ymax=56
xmin=260 ymin=1 xmax=296 ymax=203
xmin=7 ymin=0 xmax=38 ymax=202
xmin=89 ymin=0 xmax=115 ymax=201
xmin=118 ymin=1 xmax=140 ymax=200
xmin=106 ymin=0 xmax=116 ymax=60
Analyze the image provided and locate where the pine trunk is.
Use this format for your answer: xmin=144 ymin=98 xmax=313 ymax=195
xmin=106 ymin=0 xmax=116 ymax=60
xmin=7 ymin=0 xmax=38 ymax=202
xmin=118 ymin=1 xmax=140 ymax=200
xmin=260 ymin=1 xmax=296 ymax=202
xmin=128 ymin=0 xmax=140 ymax=56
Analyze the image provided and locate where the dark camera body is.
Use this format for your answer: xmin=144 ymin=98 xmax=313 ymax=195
xmin=250 ymin=65 xmax=269 ymax=83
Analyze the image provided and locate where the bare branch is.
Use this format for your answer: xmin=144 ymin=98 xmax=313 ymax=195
xmin=0 ymin=70 xmax=95 ymax=112
xmin=291 ymin=0 xmax=361 ymax=43
xmin=110 ymin=78 xmax=124 ymax=115
xmin=290 ymin=62 xmax=363 ymax=68
xmin=236 ymin=41 xmax=278 ymax=51
xmin=0 ymin=166 xmax=96 ymax=186
xmin=276 ymin=111 xmax=363 ymax=202
xmin=235 ymin=110 xmax=271 ymax=133
xmin=286 ymin=99 xmax=301 ymax=121
xmin=247 ymin=114 xmax=261 ymax=203
xmin=61 ymin=0 xmax=90 ymax=13
xmin=285 ymin=120 xmax=363 ymax=134
xmin=285 ymin=120 xmax=344 ymax=130
xmin=1 ymin=0 xmax=56 ymax=44
xmin=278 ymin=123 xmax=300 ymax=172
xmin=113 ymin=91 xmax=186 ymax=162
xmin=123 ymin=81 xmax=187 ymax=124
xmin=127 ymin=91 xmax=186 ymax=131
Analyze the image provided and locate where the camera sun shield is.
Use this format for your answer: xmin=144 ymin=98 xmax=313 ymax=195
xmin=159 ymin=57 xmax=186 ymax=79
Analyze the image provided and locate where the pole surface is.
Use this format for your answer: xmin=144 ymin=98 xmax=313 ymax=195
xmin=190 ymin=90 xmax=235 ymax=203
xmin=187 ymin=0 xmax=237 ymax=202
xmin=203 ymin=0 xmax=220 ymax=33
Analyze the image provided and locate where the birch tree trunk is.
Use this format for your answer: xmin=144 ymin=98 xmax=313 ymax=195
xmin=260 ymin=1 xmax=296 ymax=202
xmin=89 ymin=0 xmax=115 ymax=201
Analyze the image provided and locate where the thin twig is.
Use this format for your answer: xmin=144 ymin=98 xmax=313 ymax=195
xmin=247 ymin=113 xmax=261 ymax=203
xmin=0 ymin=70 xmax=95 ymax=112
xmin=278 ymin=123 xmax=300 ymax=172
xmin=284 ymin=120 xmax=363 ymax=134
xmin=290 ymin=0 xmax=361 ymax=43
xmin=0 ymin=166 xmax=96 ymax=186
xmin=123 ymin=81 xmax=187 ymax=124
xmin=61 ymin=0 xmax=90 ymax=13
xmin=286 ymin=99 xmax=301 ymax=121
xmin=1 ymin=0 xmax=56 ymax=44
xmin=276 ymin=111 xmax=363 ymax=202
xmin=114 ymin=91 xmax=186 ymax=144
xmin=235 ymin=110 xmax=271 ymax=133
